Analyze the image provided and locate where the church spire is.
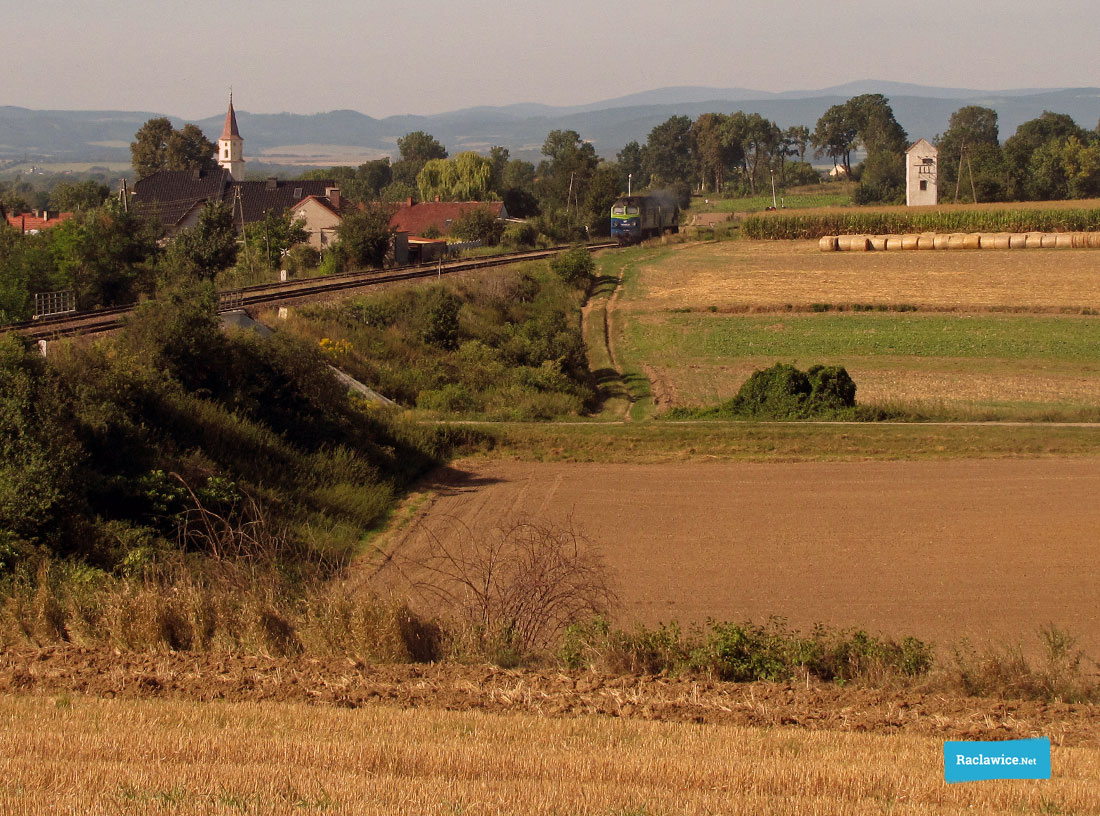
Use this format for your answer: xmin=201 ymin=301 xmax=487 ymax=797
xmin=221 ymin=91 xmax=241 ymax=140
xmin=218 ymin=90 xmax=245 ymax=180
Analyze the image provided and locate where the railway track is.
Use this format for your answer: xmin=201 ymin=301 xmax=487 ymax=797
xmin=12 ymin=242 xmax=617 ymax=340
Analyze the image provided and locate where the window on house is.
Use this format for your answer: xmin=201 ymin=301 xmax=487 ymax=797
xmin=919 ymin=180 xmax=928 ymax=191
xmin=224 ymin=149 xmax=229 ymax=158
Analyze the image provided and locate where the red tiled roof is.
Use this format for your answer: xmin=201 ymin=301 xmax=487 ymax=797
xmin=388 ymin=201 xmax=505 ymax=236
xmin=5 ymin=211 xmax=74 ymax=232
xmin=221 ymin=96 xmax=241 ymax=140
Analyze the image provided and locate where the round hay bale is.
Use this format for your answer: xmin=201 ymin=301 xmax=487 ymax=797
xmin=933 ymin=233 xmax=952 ymax=250
xmin=978 ymin=233 xmax=997 ymax=249
xmin=1086 ymin=233 xmax=1100 ymax=249
xmin=900 ymin=234 xmax=920 ymax=250
xmin=985 ymin=233 xmax=1012 ymax=250
xmin=819 ymin=235 xmax=839 ymax=252
xmin=839 ymin=235 xmax=871 ymax=252
xmin=869 ymin=235 xmax=888 ymax=251
xmin=885 ymin=236 xmax=905 ymax=251
xmin=947 ymin=233 xmax=967 ymax=250
xmin=917 ymin=233 xmax=936 ymax=250
xmin=1025 ymin=232 xmax=1044 ymax=249
xmin=1071 ymin=232 xmax=1089 ymax=249
xmin=1008 ymin=233 xmax=1027 ymax=249
xmin=1055 ymin=233 xmax=1073 ymax=249
xmin=963 ymin=233 xmax=982 ymax=250
xmin=1041 ymin=234 xmax=1059 ymax=249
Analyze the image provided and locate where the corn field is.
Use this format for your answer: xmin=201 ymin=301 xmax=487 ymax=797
xmin=742 ymin=208 xmax=1100 ymax=239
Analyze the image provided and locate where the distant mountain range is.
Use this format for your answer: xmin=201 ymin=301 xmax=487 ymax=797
xmin=2 ymin=82 xmax=1098 ymax=169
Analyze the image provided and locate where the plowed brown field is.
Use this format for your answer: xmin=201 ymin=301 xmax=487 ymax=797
xmin=376 ymin=458 xmax=1100 ymax=655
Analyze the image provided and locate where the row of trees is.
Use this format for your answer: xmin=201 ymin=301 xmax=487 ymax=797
xmin=938 ymin=107 xmax=1100 ymax=202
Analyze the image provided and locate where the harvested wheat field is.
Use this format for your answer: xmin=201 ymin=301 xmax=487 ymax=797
xmin=631 ymin=242 xmax=1100 ymax=311
xmin=3 ymin=690 xmax=1100 ymax=815
xmin=376 ymin=458 xmax=1100 ymax=657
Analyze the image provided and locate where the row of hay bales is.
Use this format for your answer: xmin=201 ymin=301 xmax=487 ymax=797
xmin=819 ymin=232 xmax=1100 ymax=252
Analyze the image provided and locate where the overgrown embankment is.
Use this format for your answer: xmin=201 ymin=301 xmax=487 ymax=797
xmin=0 ymin=282 xmax=478 ymax=588
xmin=277 ymin=256 xmax=595 ymax=420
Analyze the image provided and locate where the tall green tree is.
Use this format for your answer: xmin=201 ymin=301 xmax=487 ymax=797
xmin=1003 ymin=112 xmax=1089 ymax=200
xmin=417 ymin=152 xmax=495 ymax=202
xmin=392 ymin=131 xmax=448 ymax=187
xmin=727 ymin=112 xmax=781 ymax=195
xmin=162 ymin=201 xmax=239 ymax=281
xmin=642 ymin=116 xmax=694 ymax=189
xmin=936 ymin=106 xmax=1004 ymax=202
xmin=537 ymin=130 xmax=599 ymax=212
xmin=692 ymin=113 xmax=742 ymax=193
xmin=583 ymin=163 xmax=628 ymax=235
xmin=48 ymin=180 xmax=110 ymax=212
xmin=335 ymin=203 xmax=395 ymax=269
xmin=616 ymin=141 xmax=648 ymax=190
xmin=242 ymin=209 xmax=308 ymax=270
xmin=130 ymin=117 xmax=217 ymax=180
xmin=49 ymin=203 xmax=161 ymax=307
xmin=812 ymin=104 xmax=859 ymax=176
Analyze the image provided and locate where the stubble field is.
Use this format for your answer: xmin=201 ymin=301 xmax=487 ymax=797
xmin=3 ymin=690 xmax=1100 ymax=815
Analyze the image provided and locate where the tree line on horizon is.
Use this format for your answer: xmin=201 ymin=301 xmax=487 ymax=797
xmin=2 ymin=96 xmax=1100 ymax=323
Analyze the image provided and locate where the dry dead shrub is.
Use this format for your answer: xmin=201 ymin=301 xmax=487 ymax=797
xmin=396 ymin=515 xmax=616 ymax=658
xmin=946 ymin=626 xmax=1099 ymax=703
xmin=296 ymin=588 xmax=441 ymax=663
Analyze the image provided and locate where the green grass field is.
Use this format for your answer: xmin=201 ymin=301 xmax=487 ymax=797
xmin=705 ymin=189 xmax=853 ymax=213
xmin=595 ymin=241 xmax=1100 ymax=420
xmin=628 ymin=312 xmax=1100 ymax=363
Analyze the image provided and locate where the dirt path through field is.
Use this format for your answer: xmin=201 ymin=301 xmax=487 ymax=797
xmin=379 ymin=458 xmax=1100 ymax=655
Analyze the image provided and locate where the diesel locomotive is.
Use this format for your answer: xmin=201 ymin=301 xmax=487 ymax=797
xmin=610 ymin=195 xmax=679 ymax=244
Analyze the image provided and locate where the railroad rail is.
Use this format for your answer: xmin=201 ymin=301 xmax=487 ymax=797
xmin=11 ymin=243 xmax=617 ymax=340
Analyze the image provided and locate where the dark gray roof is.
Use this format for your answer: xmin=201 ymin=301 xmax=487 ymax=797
xmin=224 ymin=178 xmax=333 ymax=225
xmin=133 ymin=167 xmax=231 ymax=229
xmin=133 ymin=171 xmax=334 ymax=232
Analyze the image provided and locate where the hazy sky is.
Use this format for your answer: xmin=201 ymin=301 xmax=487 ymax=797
xmin=6 ymin=0 xmax=1099 ymax=119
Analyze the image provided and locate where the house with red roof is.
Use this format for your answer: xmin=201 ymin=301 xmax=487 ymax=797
xmin=5 ymin=209 xmax=74 ymax=234
xmin=290 ymin=189 xmax=357 ymax=250
xmin=388 ymin=200 xmax=508 ymax=237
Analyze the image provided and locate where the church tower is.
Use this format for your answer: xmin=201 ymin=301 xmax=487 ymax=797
xmin=218 ymin=93 xmax=245 ymax=180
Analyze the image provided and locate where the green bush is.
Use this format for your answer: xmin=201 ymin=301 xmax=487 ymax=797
xmin=549 ymin=246 xmax=595 ymax=285
xmin=725 ymin=363 xmax=857 ymax=419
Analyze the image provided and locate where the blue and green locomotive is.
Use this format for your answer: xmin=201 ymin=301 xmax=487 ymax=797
xmin=610 ymin=195 xmax=679 ymax=244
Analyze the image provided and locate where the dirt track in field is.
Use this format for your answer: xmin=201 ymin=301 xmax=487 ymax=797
xmin=376 ymin=458 xmax=1100 ymax=656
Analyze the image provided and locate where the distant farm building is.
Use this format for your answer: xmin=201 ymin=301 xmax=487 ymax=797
xmin=906 ymin=139 xmax=938 ymax=206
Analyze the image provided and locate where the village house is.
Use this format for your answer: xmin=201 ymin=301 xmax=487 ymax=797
xmin=4 ymin=209 xmax=74 ymax=235
xmin=132 ymin=96 xmax=335 ymax=236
